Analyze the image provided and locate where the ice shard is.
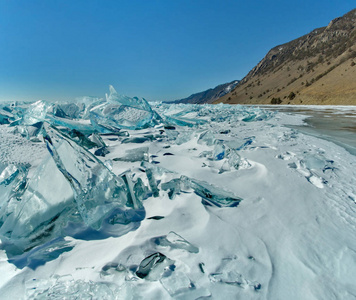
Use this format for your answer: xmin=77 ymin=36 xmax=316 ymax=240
xmin=0 ymin=155 xmax=75 ymax=255
xmin=22 ymin=100 xmax=50 ymax=125
xmin=145 ymin=168 xmax=160 ymax=197
xmin=113 ymin=147 xmax=149 ymax=162
xmin=209 ymin=257 xmax=261 ymax=290
xmin=185 ymin=176 xmax=242 ymax=207
xmin=0 ymin=107 xmax=14 ymax=124
xmin=62 ymin=129 xmax=103 ymax=149
xmin=0 ymin=164 xmax=20 ymax=186
xmin=136 ymin=252 xmax=174 ymax=281
xmin=43 ymin=124 xmax=145 ymax=229
xmin=198 ymin=130 xmax=215 ymax=146
xmin=0 ymin=164 xmax=28 ymax=214
xmin=213 ymin=141 xmax=225 ymax=160
xmin=160 ymin=175 xmax=242 ymax=207
xmin=160 ymin=271 xmax=195 ymax=297
xmin=161 ymin=178 xmax=182 ymax=200
xmin=152 ymin=231 xmax=199 ymax=253
xmin=133 ymin=178 xmax=150 ymax=203
xmin=89 ymin=86 xmax=160 ymax=130
xmin=227 ymin=148 xmax=241 ymax=170
xmin=46 ymin=115 xmax=97 ymax=134
xmin=13 ymin=122 xmax=44 ymax=142
xmin=52 ymin=102 xmax=85 ymax=119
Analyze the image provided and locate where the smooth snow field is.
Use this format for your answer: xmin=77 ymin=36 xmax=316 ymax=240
xmin=0 ymin=88 xmax=356 ymax=299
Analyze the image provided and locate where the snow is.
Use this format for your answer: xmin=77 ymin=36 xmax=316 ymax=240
xmin=0 ymin=92 xmax=356 ymax=299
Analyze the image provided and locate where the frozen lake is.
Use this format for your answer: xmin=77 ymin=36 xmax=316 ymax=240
xmin=1 ymin=95 xmax=356 ymax=299
xmin=261 ymin=105 xmax=356 ymax=156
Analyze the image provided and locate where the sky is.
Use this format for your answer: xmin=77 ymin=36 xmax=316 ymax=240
xmin=0 ymin=1 xmax=355 ymax=102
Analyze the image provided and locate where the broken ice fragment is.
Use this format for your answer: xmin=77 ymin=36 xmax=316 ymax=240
xmin=306 ymin=173 xmax=327 ymax=188
xmin=220 ymin=129 xmax=230 ymax=134
xmin=164 ymin=115 xmax=206 ymax=127
xmin=160 ymin=271 xmax=195 ymax=297
xmin=161 ymin=178 xmax=182 ymax=200
xmin=136 ymin=252 xmax=172 ymax=280
xmin=89 ymin=86 xmax=160 ymax=130
xmin=152 ymin=231 xmax=199 ymax=253
xmin=0 ymin=155 xmax=74 ymax=255
xmin=213 ymin=141 xmax=225 ymax=160
xmin=52 ymin=102 xmax=85 ymax=119
xmin=0 ymin=107 xmax=13 ymax=124
xmin=161 ymin=175 xmax=242 ymax=207
xmin=133 ymin=178 xmax=149 ymax=202
xmin=209 ymin=257 xmax=261 ymax=290
xmin=145 ymin=168 xmax=159 ymax=197
xmin=43 ymin=124 xmax=144 ymax=229
xmin=227 ymin=149 xmax=241 ymax=170
xmin=301 ymin=154 xmax=327 ymax=170
xmin=22 ymin=100 xmax=49 ymax=125
xmin=187 ymin=177 xmax=242 ymax=207
xmin=46 ymin=115 xmax=96 ymax=134
xmin=94 ymin=147 xmax=110 ymax=157
xmin=121 ymin=137 xmax=151 ymax=144
xmin=121 ymin=173 xmax=143 ymax=211
xmin=198 ymin=131 xmax=215 ymax=146
xmin=226 ymin=137 xmax=255 ymax=151
xmin=209 ymin=271 xmax=248 ymax=287
xmin=64 ymin=129 xmax=101 ymax=149
xmin=14 ymin=122 xmax=44 ymax=141
xmin=199 ymin=150 xmax=213 ymax=158
xmin=0 ymin=164 xmax=20 ymax=186
xmin=113 ymin=147 xmax=149 ymax=162
xmin=219 ymin=161 xmax=231 ymax=174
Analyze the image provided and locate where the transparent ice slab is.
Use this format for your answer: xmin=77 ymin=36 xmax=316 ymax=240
xmin=160 ymin=175 xmax=242 ymax=207
xmin=22 ymin=100 xmax=50 ymax=125
xmin=160 ymin=271 xmax=195 ymax=297
xmin=198 ymin=130 xmax=215 ymax=146
xmin=152 ymin=231 xmax=199 ymax=253
xmin=0 ymin=154 xmax=75 ymax=255
xmin=113 ymin=147 xmax=149 ymax=162
xmin=209 ymin=257 xmax=261 ymax=290
xmin=52 ymin=102 xmax=85 ymax=119
xmin=136 ymin=252 xmax=174 ymax=281
xmin=0 ymin=107 xmax=14 ymax=124
xmin=13 ymin=121 xmax=44 ymax=141
xmin=43 ymin=124 xmax=145 ymax=230
xmin=188 ymin=177 xmax=242 ymax=207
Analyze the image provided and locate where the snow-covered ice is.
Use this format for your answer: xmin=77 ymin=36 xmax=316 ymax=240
xmin=0 ymin=87 xmax=356 ymax=299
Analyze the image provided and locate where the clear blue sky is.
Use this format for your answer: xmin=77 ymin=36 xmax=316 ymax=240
xmin=0 ymin=1 xmax=355 ymax=102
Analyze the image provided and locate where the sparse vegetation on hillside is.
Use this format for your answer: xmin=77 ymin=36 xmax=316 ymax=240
xmin=215 ymin=8 xmax=356 ymax=105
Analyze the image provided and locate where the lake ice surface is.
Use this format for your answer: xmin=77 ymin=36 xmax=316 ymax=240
xmin=0 ymin=89 xmax=356 ymax=299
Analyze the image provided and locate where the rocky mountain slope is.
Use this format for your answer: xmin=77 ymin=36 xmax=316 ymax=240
xmin=216 ymin=8 xmax=356 ymax=105
xmin=172 ymin=80 xmax=239 ymax=104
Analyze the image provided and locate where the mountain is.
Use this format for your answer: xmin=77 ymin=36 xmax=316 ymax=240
xmin=172 ymin=80 xmax=239 ymax=104
xmin=216 ymin=8 xmax=356 ymax=105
